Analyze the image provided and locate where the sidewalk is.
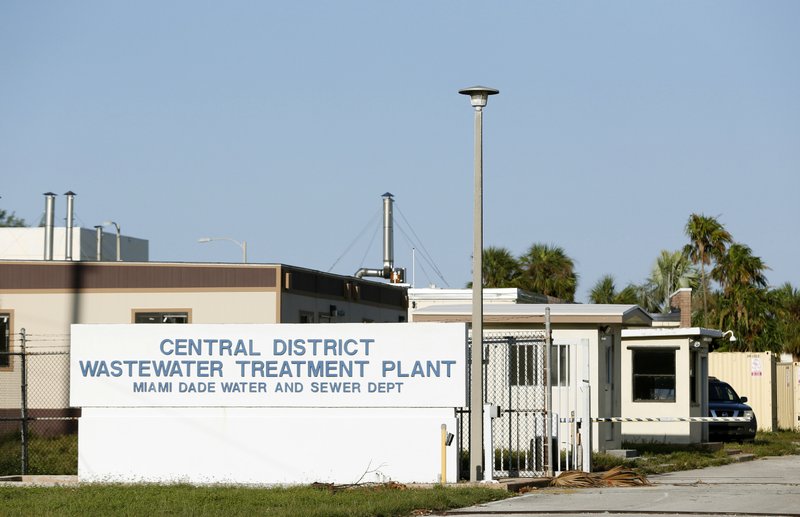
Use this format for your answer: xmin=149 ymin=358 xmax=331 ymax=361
xmin=445 ymin=455 xmax=800 ymax=516
xmin=0 ymin=475 xmax=78 ymax=487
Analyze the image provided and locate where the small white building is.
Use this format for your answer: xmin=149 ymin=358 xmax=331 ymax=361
xmin=620 ymin=327 xmax=721 ymax=444
xmin=409 ymin=290 xmax=653 ymax=459
xmin=0 ymin=227 xmax=148 ymax=262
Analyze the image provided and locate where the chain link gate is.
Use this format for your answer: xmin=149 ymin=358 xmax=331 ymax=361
xmin=0 ymin=329 xmax=77 ymax=475
xmin=457 ymin=325 xmax=583 ymax=480
xmin=457 ymin=330 xmax=552 ymax=479
xmin=484 ymin=330 xmax=550 ymax=478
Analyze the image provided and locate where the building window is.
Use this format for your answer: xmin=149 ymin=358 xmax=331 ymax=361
xmin=134 ymin=311 xmax=189 ymax=324
xmin=299 ymin=311 xmax=315 ymax=323
xmin=510 ymin=343 xmax=538 ymax=386
xmin=0 ymin=314 xmax=10 ymax=368
xmin=551 ymin=344 xmax=570 ymax=387
xmin=632 ymin=348 xmax=676 ymax=402
xmin=510 ymin=343 xmax=569 ymax=387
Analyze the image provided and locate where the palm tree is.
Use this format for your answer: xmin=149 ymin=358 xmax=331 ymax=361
xmin=684 ymin=214 xmax=732 ymax=325
xmin=467 ymin=246 xmax=520 ymax=288
xmin=648 ymin=249 xmax=698 ymax=313
xmin=516 ymin=243 xmax=578 ymax=301
xmin=711 ymin=243 xmax=768 ymax=294
xmin=772 ymin=283 xmax=800 ymax=358
xmin=589 ymin=275 xmax=617 ymax=304
xmin=615 ymin=284 xmax=642 ymax=305
xmin=589 ymin=275 xmax=643 ymax=305
xmin=712 ymin=243 xmax=771 ymax=350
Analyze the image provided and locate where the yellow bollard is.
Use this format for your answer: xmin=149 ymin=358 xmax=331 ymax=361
xmin=441 ymin=423 xmax=447 ymax=485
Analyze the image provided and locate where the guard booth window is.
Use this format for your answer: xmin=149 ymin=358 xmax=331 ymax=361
xmin=632 ymin=348 xmax=676 ymax=402
xmin=134 ymin=311 xmax=189 ymax=324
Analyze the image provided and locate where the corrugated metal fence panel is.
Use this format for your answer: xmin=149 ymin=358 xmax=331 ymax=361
xmin=777 ymin=363 xmax=795 ymax=430
xmin=708 ymin=352 xmax=777 ymax=432
xmin=794 ymin=363 xmax=800 ymax=431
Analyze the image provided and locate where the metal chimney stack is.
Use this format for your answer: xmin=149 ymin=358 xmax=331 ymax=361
xmin=43 ymin=192 xmax=56 ymax=260
xmin=94 ymin=225 xmax=103 ymax=261
xmin=381 ymin=192 xmax=394 ymax=276
xmin=355 ymin=192 xmax=404 ymax=283
xmin=65 ymin=191 xmax=76 ymax=261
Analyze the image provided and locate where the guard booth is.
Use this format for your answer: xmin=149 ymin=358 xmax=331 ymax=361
xmin=620 ymin=328 xmax=721 ymax=444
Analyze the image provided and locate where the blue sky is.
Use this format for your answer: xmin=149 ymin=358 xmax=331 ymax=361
xmin=1 ymin=1 xmax=798 ymax=302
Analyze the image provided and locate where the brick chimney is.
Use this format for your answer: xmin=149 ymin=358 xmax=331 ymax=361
xmin=669 ymin=288 xmax=692 ymax=327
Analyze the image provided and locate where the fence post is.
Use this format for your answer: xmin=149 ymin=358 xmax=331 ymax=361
xmin=20 ymin=328 xmax=28 ymax=475
xmin=544 ymin=307 xmax=552 ymax=477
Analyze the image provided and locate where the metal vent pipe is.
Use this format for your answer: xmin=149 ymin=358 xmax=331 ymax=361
xmin=65 ymin=191 xmax=75 ymax=261
xmin=355 ymin=192 xmax=396 ymax=280
xmin=381 ymin=192 xmax=394 ymax=275
xmin=43 ymin=192 xmax=56 ymax=260
xmin=94 ymin=225 xmax=103 ymax=261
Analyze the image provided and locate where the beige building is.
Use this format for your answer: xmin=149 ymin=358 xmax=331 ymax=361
xmin=0 ymin=260 xmax=407 ymax=433
xmin=409 ymin=290 xmax=654 ymax=458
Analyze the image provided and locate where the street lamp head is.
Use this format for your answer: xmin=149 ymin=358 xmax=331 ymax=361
xmin=722 ymin=330 xmax=737 ymax=342
xmin=459 ymin=86 xmax=499 ymax=108
xmin=197 ymin=237 xmax=212 ymax=243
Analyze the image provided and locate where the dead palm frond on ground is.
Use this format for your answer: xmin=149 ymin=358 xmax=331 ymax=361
xmin=550 ymin=467 xmax=650 ymax=488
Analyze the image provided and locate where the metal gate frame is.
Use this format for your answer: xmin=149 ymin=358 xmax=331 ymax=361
xmin=483 ymin=330 xmax=549 ymax=478
xmin=457 ymin=321 xmax=591 ymax=480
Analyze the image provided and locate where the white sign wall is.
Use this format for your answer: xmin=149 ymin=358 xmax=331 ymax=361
xmin=70 ymin=323 xmax=467 ymax=484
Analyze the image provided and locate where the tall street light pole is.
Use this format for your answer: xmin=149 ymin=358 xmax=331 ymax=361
xmin=459 ymin=85 xmax=498 ymax=482
xmin=198 ymin=237 xmax=248 ymax=263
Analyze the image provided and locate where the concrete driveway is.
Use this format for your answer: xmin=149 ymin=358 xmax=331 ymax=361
xmin=444 ymin=455 xmax=800 ymax=517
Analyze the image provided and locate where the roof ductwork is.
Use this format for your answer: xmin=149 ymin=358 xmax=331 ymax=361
xmin=355 ymin=192 xmax=405 ymax=283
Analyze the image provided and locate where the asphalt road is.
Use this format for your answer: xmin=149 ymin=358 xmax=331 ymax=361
xmin=443 ymin=455 xmax=800 ymax=517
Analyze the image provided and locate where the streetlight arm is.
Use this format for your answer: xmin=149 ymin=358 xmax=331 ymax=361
xmin=198 ymin=236 xmax=248 ymax=263
xmin=102 ymin=221 xmax=122 ymax=261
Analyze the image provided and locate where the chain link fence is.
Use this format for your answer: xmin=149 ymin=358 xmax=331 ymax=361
xmin=457 ymin=329 xmax=563 ymax=480
xmin=0 ymin=330 xmax=77 ymax=475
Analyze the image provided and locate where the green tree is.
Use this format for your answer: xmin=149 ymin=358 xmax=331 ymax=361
xmin=647 ymin=249 xmax=698 ymax=313
xmin=772 ymin=283 xmax=800 ymax=358
xmin=712 ymin=243 xmax=768 ymax=293
xmin=0 ymin=208 xmax=26 ymax=227
xmin=466 ymin=246 xmax=521 ymax=288
xmin=711 ymin=243 xmax=772 ymax=351
xmin=589 ymin=275 xmax=616 ymax=304
xmin=684 ymin=214 xmax=732 ymax=325
xmin=516 ymin=243 xmax=578 ymax=302
xmin=589 ymin=275 xmax=642 ymax=305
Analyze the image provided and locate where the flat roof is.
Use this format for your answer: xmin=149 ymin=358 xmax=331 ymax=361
xmin=412 ymin=303 xmax=653 ymax=326
xmin=622 ymin=327 xmax=723 ymax=338
xmin=408 ymin=287 xmax=551 ymax=303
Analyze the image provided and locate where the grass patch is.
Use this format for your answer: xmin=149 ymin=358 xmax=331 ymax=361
xmin=0 ymin=483 xmax=512 ymax=517
xmin=0 ymin=433 xmax=77 ymax=476
xmin=593 ymin=430 xmax=800 ymax=476
xmin=732 ymin=430 xmax=800 ymax=457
